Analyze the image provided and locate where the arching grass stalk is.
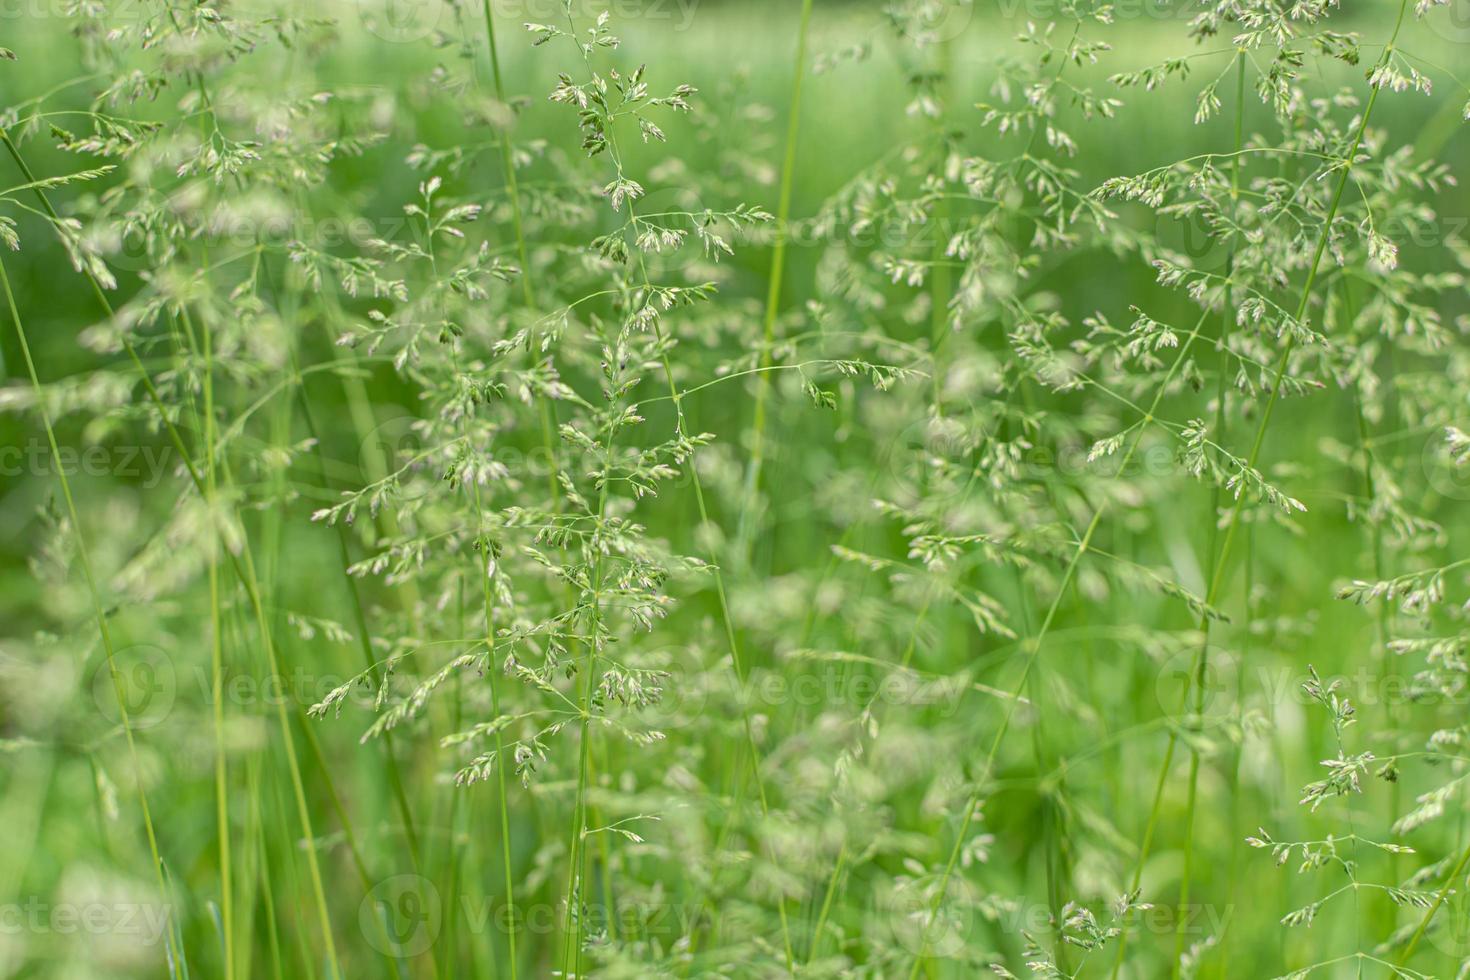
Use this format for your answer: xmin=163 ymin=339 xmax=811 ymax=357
xmin=1205 ymin=49 xmax=1248 ymax=980
xmin=0 ymin=250 xmax=185 ymax=973
xmin=905 ymin=304 xmax=1215 ymax=980
xmin=172 ymin=65 xmax=227 ymax=972
xmin=406 ymin=185 xmax=521 ymax=980
xmin=216 ymin=455 xmax=344 ymax=979
xmin=475 ymin=13 xmax=571 ymax=972
xmin=299 ymin=391 xmax=426 ymax=870
xmin=238 ymin=752 xmax=282 ymax=980
xmin=1398 ymin=837 xmax=1470 ymax=964
xmin=1 ymin=130 xmax=345 ymax=980
xmin=1111 ymin=5 xmax=1411 ymax=970
xmin=288 ymin=376 xmax=426 ymax=980
xmin=737 ymin=0 xmax=815 ymax=561
xmin=255 ymin=241 xmax=440 ymax=978
xmin=178 ymin=244 xmax=428 ymax=979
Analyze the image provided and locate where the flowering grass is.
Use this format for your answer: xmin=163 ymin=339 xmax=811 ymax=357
xmin=2 ymin=0 xmax=1470 ymax=977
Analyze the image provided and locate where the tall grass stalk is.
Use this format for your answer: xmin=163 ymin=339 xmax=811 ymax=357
xmin=907 ymin=304 xmax=1216 ymax=979
xmin=2 ymin=133 xmax=347 ymax=980
xmin=1120 ymin=5 xmax=1412 ymax=969
xmin=200 ymin=256 xmax=235 ymax=980
xmin=1168 ymin=46 xmax=1248 ymax=980
xmin=738 ymin=0 xmax=815 ymax=560
xmin=0 ymin=249 xmax=185 ymax=970
xmin=546 ymin=15 xmax=800 ymax=968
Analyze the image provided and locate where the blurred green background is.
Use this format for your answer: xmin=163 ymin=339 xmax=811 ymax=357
xmin=2 ymin=0 xmax=1469 ymax=977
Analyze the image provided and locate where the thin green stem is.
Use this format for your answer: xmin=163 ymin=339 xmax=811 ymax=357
xmin=1116 ymin=7 xmax=1409 ymax=970
xmin=737 ymin=0 xmax=815 ymax=560
xmin=482 ymin=0 xmax=563 ymax=509
xmin=3 ymin=127 xmax=345 ymax=980
xmin=0 ymin=250 xmax=184 ymax=972
xmin=906 ymin=305 xmax=1213 ymax=979
xmin=1169 ymin=47 xmax=1247 ymax=979
xmin=202 ymin=261 xmax=236 ymax=980
xmin=543 ymin=14 xmax=799 ymax=969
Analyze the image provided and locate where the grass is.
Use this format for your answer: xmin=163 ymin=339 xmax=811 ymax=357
xmin=3 ymin=0 xmax=1470 ymax=977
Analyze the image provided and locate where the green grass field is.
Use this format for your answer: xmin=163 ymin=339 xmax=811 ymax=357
xmin=2 ymin=0 xmax=1470 ymax=976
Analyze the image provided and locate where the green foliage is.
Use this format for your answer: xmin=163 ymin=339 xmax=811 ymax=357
xmin=2 ymin=0 xmax=1470 ymax=978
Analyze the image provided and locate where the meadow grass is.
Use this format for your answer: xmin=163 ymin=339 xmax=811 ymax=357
xmin=2 ymin=1 xmax=1470 ymax=978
